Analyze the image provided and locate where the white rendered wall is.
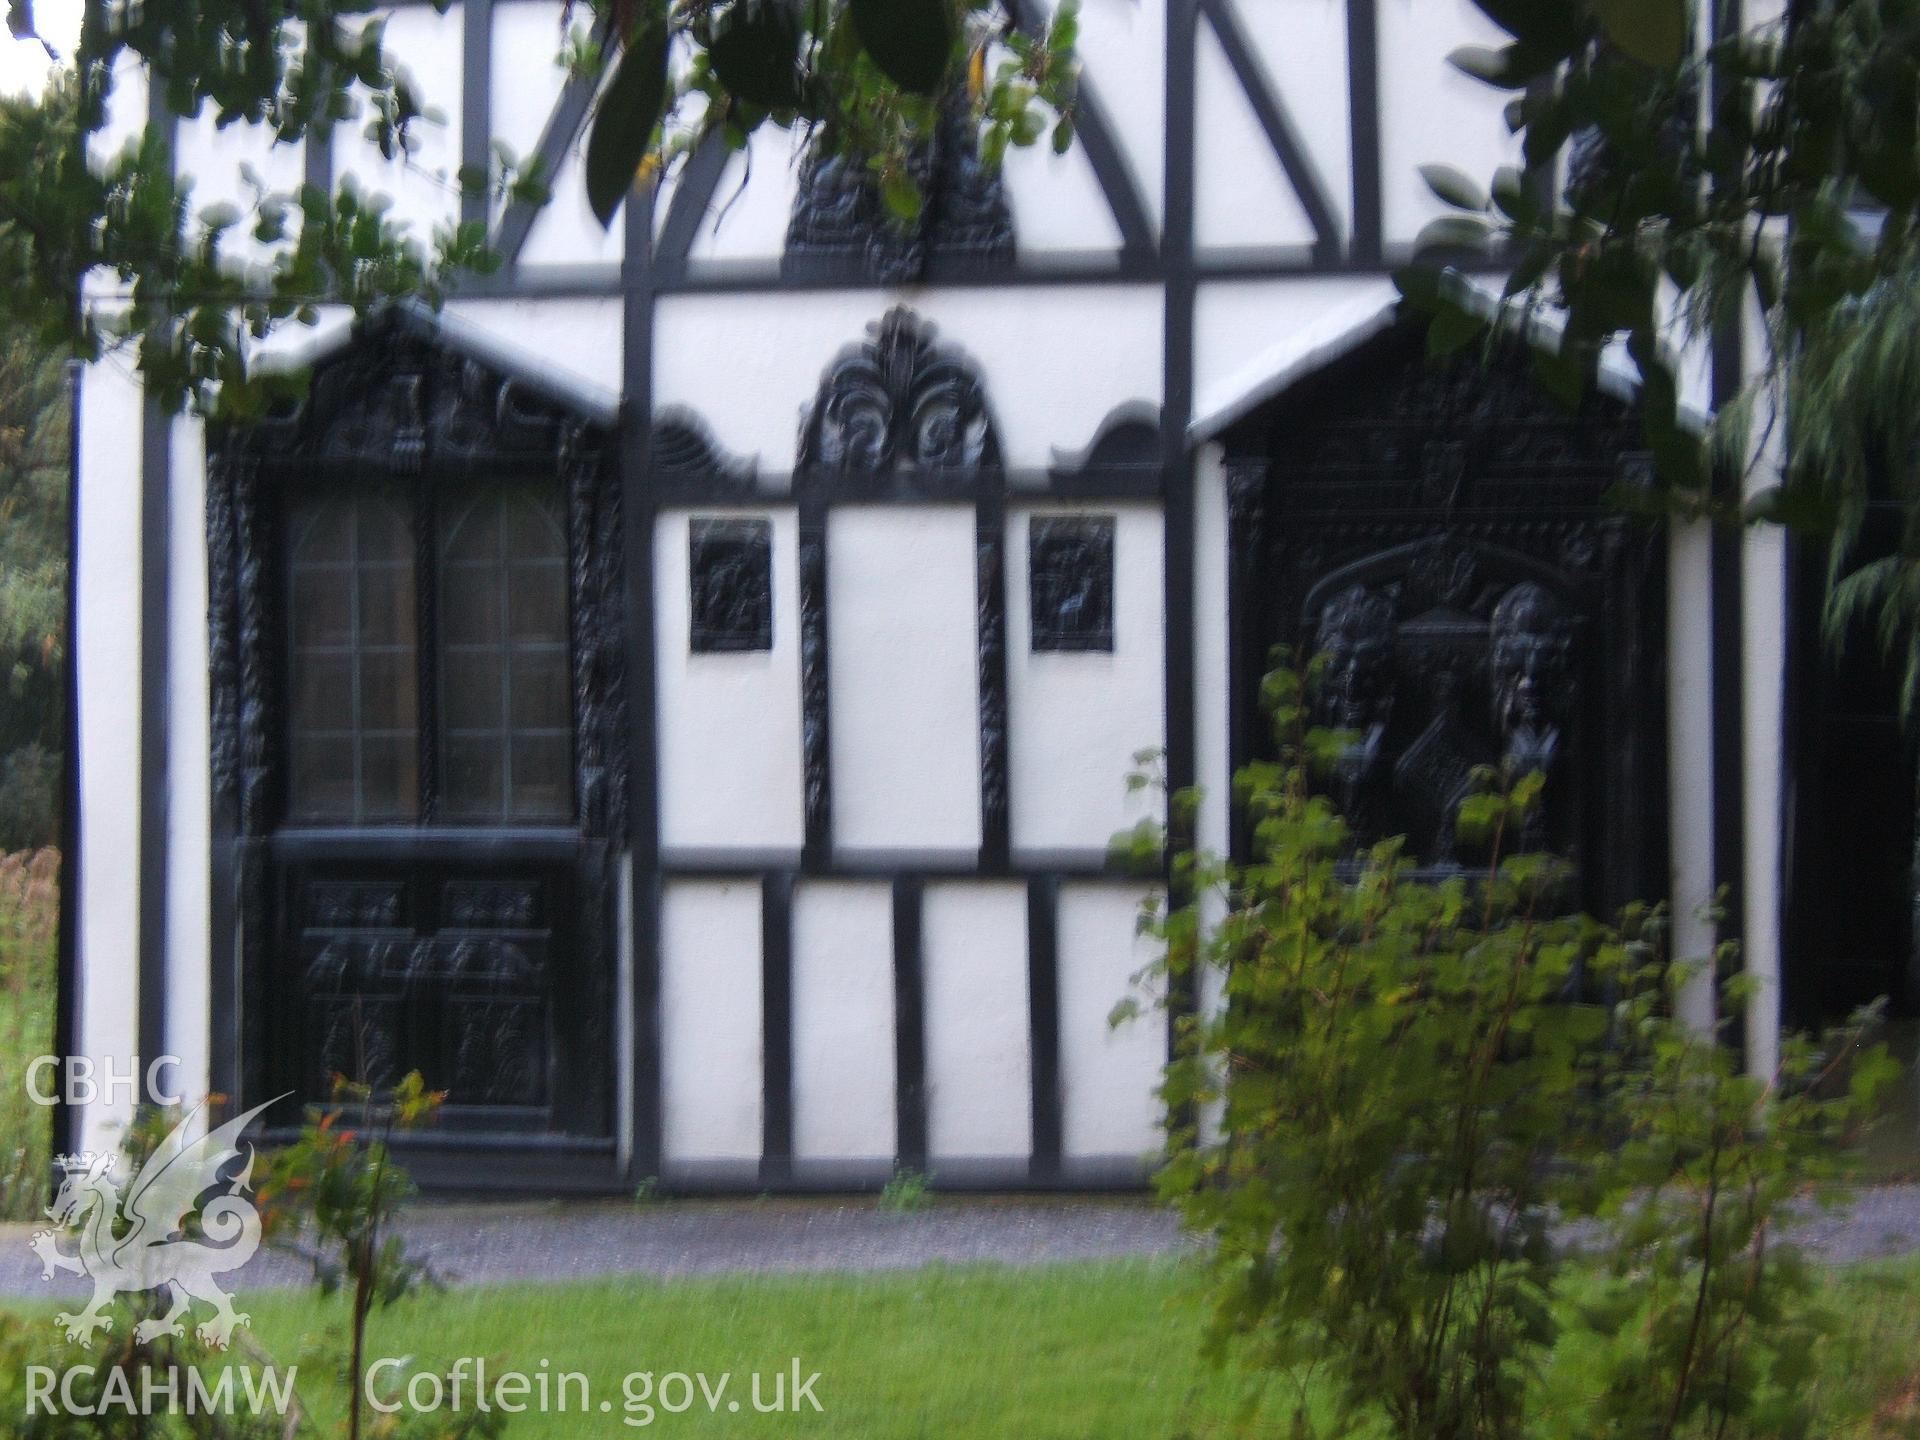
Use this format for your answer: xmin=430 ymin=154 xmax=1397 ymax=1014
xmin=654 ymin=508 xmax=805 ymax=855
xmin=440 ymin=297 xmax=623 ymax=409
xmin=1376 ymin=0 xmax=1518 ymax=248
xmin=1071 ymin=0 xmax=1166 ymax=230
xmin=73 ymin=353 xmax=143 ymax=1154
xmin=165 ymin=418 xmax=211 ymax=1101
xmin=651 ymin=289 xmax=1164 ymax=473
xmin=828 ymin=507 xmax=982 ymax=856
xmin=922 ymin=883 xmax=1031 ymax=1162
xmin=659 ymin=880 xmax=763 ymax=1166
xmin=171 ymin=107 xmax=309 ymax=269
xmin=1194 ymin=19 xmax=1318 ymax=251
xmin=1234 ymin=0 xmax=1352 ymax=237
xmin=1057 ymin=884 xmax=1164 ymax=1160
xmin=333 ymin=5 xmax=465 ymax=240
xmin=1007 ymin=503 xmax=1165 ymax=854
xmin=791 ymin=881 xmax=896 ymax=1163
xmin=1668 ymin=522 xmax=1718 ymax=1031
xmin=1192 ymin=446 xmax=1231 ymax=1143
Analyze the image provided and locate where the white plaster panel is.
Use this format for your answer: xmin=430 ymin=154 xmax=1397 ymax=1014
xmin=654 ymin=508 xmax=805 ymax=854
xmin=333 ymin=6 xmax=465 ymax=242
xmin=1193 ymin=447 xmax=1230 ymax=856
xmin=74 ymin=357 xmax=144 ymax=1154
xmin=660 ymin=880 xmax=764 ymax=1164
xmin=1237 ymin=0 xmax=1352 ymax=235
xmin=1195 ymin=19 xmax=1317 ymax=250
xmin=828 ymin=506 xmax=981 ymax=854
xmin=517 ymin=142 xmax=630 ymax=267
xmin=166 ymin=418 xmax=211 ymax=1100
xmin=791 ymin=881 xmax=896 ymax=1161
xmin=1000 ymin=131 xmax=1124 ymax=253
xmin=440 ymin=296 xmax=622 ymax=406
xmin=1377 ymin=0 xmax=1519 ymax=246
xmin=1070 ymin=0 xmax=1166 ymax=230
xmin=652 ymin=288 xmax=1163 ymax=471
xmin=172 ymin=110 xmax=310 ymax=269
xmin=686 ymin=128 xmax=804 ymax=263
xmin=1007 ymin=503 xmax=1165 ymax=854
xmin=491 ymin=1 xmax=570 ymax=161
xmin=922 ymin=883 xmax=1031 ymax=1161
xmin=1193 ymin=274 xmax=1396 ymax=432
xmin=1057 ymin=884 xmax=1165 ymax=1158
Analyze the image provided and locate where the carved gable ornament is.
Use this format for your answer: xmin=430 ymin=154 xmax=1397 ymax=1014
xmin=785 ymin=106 xmax=1015 ymax=283
xmin=798 ymin=308 xmax=1001 ymax=486
xmin=233 ymin=308 xmax=605 ymax=471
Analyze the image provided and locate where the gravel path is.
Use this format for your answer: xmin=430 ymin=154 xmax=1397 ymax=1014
xmin=2 ymin=1185 xmax=1918 ymax=1300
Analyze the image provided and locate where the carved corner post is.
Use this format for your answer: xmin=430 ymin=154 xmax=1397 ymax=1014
xmin=565 ymin=418 xmax=627 ymax=1135
xmin=976 ymin=487 xmax=1011 ymax=870
xmin=798 ymin=505 xmax=833 ymax=868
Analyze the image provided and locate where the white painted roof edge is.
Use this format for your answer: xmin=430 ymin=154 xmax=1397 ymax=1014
xmin=1188 ymin=271 xmax=1712 ymax=446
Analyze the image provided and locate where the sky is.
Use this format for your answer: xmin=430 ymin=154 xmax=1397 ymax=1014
xmin=0 ymin=0 xmax=82 ymax=100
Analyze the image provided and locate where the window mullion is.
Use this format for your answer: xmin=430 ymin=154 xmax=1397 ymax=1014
xmin=418 ymin=476 xmax=441 ymax=824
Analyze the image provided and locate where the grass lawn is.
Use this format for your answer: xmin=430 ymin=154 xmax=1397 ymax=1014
xmin=6 ymin=1252 xmax=1920 ymax=1438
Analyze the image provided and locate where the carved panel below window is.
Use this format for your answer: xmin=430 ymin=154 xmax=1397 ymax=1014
xmin=1029 ymin=516 xmax=1115 ymax=653
xmin=689 ymin=518 xmax=774 ymax=653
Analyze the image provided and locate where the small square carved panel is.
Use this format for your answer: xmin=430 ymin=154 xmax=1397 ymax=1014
xmin=1029 ymin=516 xmax=1115 ymax=652
xmin=689 ymin=518 xmax=773 ymax=653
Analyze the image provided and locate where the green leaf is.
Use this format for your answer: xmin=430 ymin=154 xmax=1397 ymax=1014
xmin=585 ymin=20 xmax=671 ymax=228
xmin=851 ymin=0 xmax=954 ymax=96
xmin=1426 ymin=302 xmax=1485 ymax=358
xmin=880 ymin=168 xmax=923 ymax=222
xmin=1420 ymin=163 xmax=1490 ymax=212
xmin=708 ymin=0 xmax=805 ymax=111
xmin=1594 ymin=0 xmax=1688 ymax=68
xmin=1448 ymin=41 xmax=1557 ymax=89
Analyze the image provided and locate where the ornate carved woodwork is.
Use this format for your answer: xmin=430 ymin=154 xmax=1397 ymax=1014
xmin=207 ymin=309 xmax=623 ymax=1138
xmin=798 ymin=308 xmax=999 ymax=491
xmin=797 ymin=518 xmax=832 ymax=856
xmin=976 ymin=525 xmax=1009 ymax=857
xmin=785 ymin=105 xmax=1015 ymax=283
xmin=689 ymin=518 xmax=774 ymax=653
xmin=1223 ymin=321 xmax=1665 ymax=912
xmin=1029 ymin=516 xmax=1116 ymax=652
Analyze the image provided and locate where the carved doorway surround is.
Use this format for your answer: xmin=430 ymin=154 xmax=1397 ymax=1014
xmin=1220 ymin=320 xmax=1667 ymax=918
xmin=206 ymin=310 xmax=626 ymax=1159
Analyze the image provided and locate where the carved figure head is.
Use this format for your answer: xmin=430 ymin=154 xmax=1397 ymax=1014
xmin=1314 ymin=585 xmax=1395 ymax=730
xmin=1489 ymin=582 xmax=1571 ymax=736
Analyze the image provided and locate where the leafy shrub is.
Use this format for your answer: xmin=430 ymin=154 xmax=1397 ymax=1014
xmin=1124 ymin=661 xmax=1893 ymax=1440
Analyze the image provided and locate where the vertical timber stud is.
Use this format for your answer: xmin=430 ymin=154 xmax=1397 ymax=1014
xmin=1026 ymin=875 xmax=1062 ymax=1181
xmin=460 ymin=0 xmax=493 ymax=233
xmin=760 ymin=872 xmax=794 ymax=1184
xmin=1346 ymin=0 xmax=1383 ymax=266
xmin=799 ymin=505 xmax=833 ymax=869
xmin=977 ymin=489 xmax=1011 ymax=871
xmin=622 ymin=183 xmax=664 ymax=1183
xmin=892 ymin=876 xmax=928 ymax=1175
xmin=54 ymin=355 xmax=81 ymax=1163
xmin=1162 ymin=0 xmax=1201 ymax=1075
xmin=137 ymin=77 xmax=176 ymax=1076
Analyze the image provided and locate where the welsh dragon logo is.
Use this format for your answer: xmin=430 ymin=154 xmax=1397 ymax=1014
xmin=30 ymin=1096 xmax=285 ymax=1350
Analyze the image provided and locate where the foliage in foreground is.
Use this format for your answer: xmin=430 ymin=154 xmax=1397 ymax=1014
xmin=0 ymin=846 xmax=55 ymax=1221
xmin=1126 ymin=660 xmax=1896 ymax=1440
xmin=0 ymin=0 xmax=1078 ymax=420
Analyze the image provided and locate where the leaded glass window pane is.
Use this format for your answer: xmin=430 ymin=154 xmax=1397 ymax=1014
xmin=286 ymin=490 xmax=420 ymax=821
xmin=438 ymin=485 xmax=572 ymax=822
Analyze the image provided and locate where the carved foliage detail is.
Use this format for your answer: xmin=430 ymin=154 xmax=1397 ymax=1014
xmin=786 ymin=106 xmax=1015 ymax=283
xmin=800 ymin=308 xmax=997 ymax=481
xmin=798 ymin=525 xmax=832 ymax=849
